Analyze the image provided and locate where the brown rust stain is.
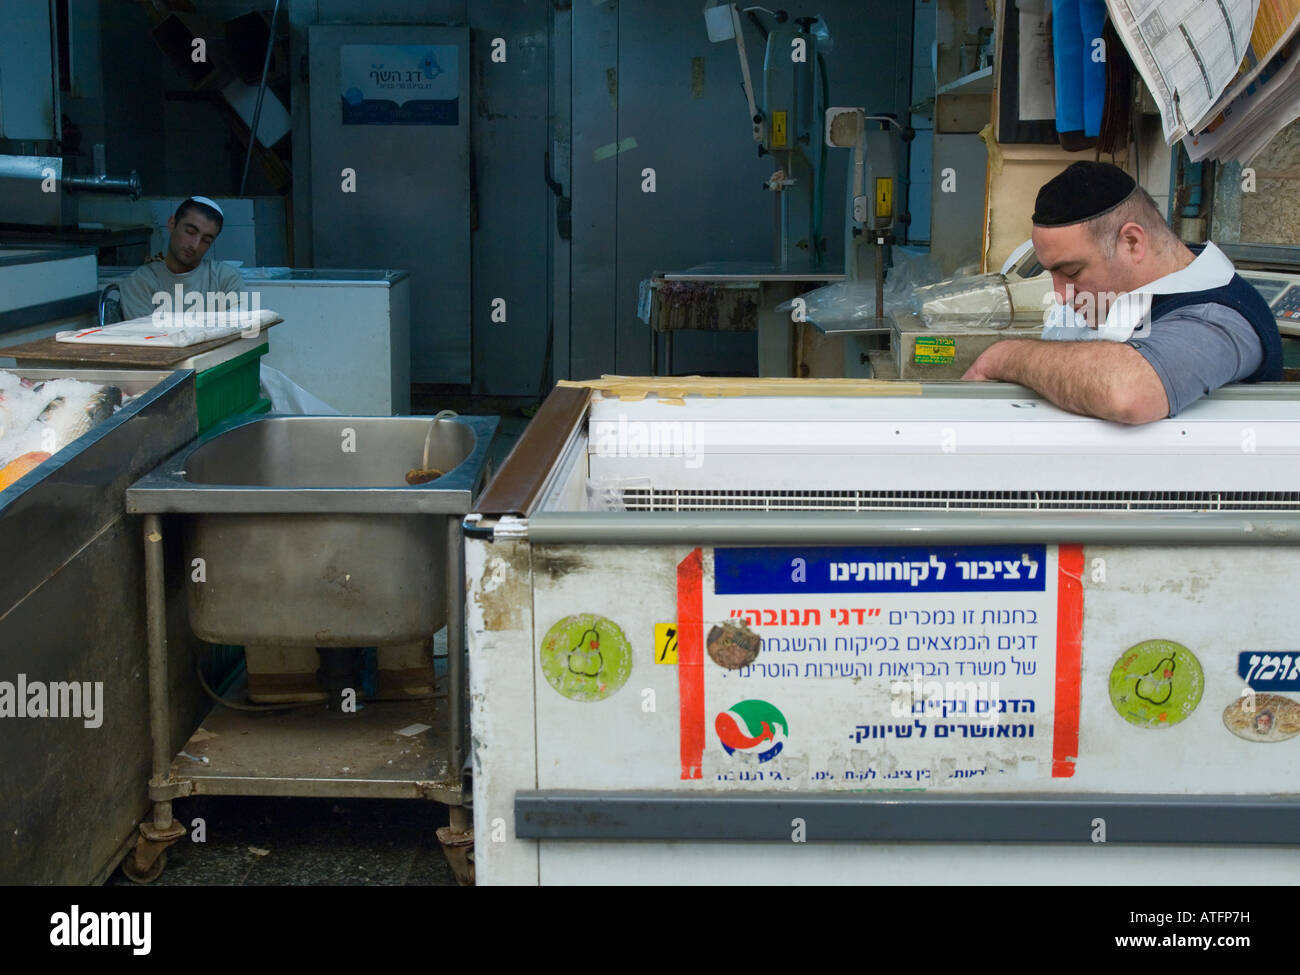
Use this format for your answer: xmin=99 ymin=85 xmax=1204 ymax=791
xmin=690 ymin=57 xmax=705 ymax=98
xmin=476 ymin=548 xmax=531 ymax=632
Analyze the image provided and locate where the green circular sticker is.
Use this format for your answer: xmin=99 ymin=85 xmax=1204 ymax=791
xmin=540 ymin=614 xmax=633 ymax=702
xmin=1109 ymin=639 xmax=1204 ymax=729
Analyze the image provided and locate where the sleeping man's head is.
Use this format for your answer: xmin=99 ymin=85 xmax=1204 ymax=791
xmin=165 ymin=196 xmax=225 ymax=274
xmin=1031 ymin=162 xmax=1188 ymax=325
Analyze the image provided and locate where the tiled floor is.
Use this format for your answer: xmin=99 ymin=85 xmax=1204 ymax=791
xmin=108 ymin=404 xmax=533 ymax=886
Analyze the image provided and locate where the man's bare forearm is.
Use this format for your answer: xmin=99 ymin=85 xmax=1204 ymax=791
xmin=984 ymin=340 xmax=1118 ymax=416
xmin=972 ymin=339 xmax=1168 ymax=423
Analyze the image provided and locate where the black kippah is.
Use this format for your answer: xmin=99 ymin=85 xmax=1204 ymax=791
xmin=1032 ymin=161 xmax=1138 ymax=227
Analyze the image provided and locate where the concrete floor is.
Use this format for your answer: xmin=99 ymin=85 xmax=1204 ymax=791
xmin=108 ymin=796 xmax=460 ymax=886
xmin=108 ymin=404 xmax=532 ymax=886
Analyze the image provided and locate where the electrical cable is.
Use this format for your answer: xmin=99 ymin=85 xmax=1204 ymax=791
xmin=815 ymin=51 xmax=830 ymax=265
xmin=239 ymin=0 xmax=282 ymax=195
xmin=196 ymin=644 xmax=319 ymax=712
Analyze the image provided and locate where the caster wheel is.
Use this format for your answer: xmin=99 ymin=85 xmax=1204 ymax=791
xmin=121 ymin=851 xmax=166 ymax=884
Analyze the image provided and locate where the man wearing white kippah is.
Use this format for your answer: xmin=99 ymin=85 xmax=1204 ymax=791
xmin=117 ymin=196 xmax=246 ymax=321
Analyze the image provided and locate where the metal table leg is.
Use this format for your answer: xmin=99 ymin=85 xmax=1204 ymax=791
xmin=436 ymin=515 xmax=475 ymax=883
xmin=447 ymin=515 xmax=465 ymax=776
xmin=124 ymin=514 xmax=186 ymax=882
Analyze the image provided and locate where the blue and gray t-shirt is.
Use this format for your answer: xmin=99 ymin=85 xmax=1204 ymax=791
xmin=1041 ymin=242 xmax=1282 ymax=416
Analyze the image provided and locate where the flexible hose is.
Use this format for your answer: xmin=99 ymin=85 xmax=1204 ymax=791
xmin=409 ymin=410 xmax=457 ymax=484
xmin=423 ymin=410 xmax=458 ymax=471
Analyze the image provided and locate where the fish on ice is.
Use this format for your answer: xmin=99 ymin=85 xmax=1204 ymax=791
xmin=36 ymin=386 xmax=122 ymax=452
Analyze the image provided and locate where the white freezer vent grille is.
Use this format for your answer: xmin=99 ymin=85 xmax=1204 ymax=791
xmin=617 ymin=488 xmax=1300 ymax=513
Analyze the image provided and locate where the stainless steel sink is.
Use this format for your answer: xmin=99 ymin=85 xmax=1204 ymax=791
xmin=127 ymin=413 xmax=497 ymax=647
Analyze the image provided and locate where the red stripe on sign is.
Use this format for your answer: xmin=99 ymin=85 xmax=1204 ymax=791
xmin=677 ymin=548 xmax=705 ymax=780
xmin=1052 ymin=544 xmax=1085 ymax=777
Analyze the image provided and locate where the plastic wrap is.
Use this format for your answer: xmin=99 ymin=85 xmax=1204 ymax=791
xmin=776 ymin=248 xmax=942 ymax=328
xmin=912 ymin=273 xmax=1013 ymax=330
xmin=258 ymin=364 xmax=341 ymax=414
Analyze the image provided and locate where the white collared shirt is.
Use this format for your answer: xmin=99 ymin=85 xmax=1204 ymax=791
xmin=1041 ymin=241 xmax=1236 ymax=342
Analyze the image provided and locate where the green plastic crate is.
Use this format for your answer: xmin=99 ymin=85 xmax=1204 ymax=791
xmin=196 ymin=343 xmax=270 ymax=433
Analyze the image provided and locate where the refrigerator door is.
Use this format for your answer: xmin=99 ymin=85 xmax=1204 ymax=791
xmin=309 ymin=26 xmax=470 ymax=385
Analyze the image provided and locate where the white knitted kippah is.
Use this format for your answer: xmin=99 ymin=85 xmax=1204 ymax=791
xmin=188 ymin=195 xmax=224 ymax=217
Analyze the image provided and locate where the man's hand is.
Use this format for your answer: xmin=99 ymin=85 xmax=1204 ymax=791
xmin=962 ymin=345 xmax=1003 ymax=381
xmin=961 ymin=338 xmax=1170 ymax=424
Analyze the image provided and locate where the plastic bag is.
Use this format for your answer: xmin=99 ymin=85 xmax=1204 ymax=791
xmin=881 ymin=246 xmax=941 ymax=314
xmin=775 ymin=247 xmax=941 ymax=328
xmin=258 ymin=363 xmax=341 ymax=414
xmin=912 ymin=273 xmax=1012 ymax=330
xmin=774 ymin=280 xmax=881 ymax=328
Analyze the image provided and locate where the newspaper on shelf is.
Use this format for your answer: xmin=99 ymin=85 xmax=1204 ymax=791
xmin=1200 ymin=0 xmax=1300 ymax=123
xmin=1106 ymin=0 xmax=1261 ymax=143
xmin=1179 ymin=0 xmax=1300 ymax=163
xmin=1182 ymin=44 xmax=1300 ymax=163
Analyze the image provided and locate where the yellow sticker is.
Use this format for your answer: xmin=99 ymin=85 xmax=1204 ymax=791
xmin=771 ymin=111 xmax=787 ymax=148
xmin=875 ymin=177 xmax=893 ymax=219
xmin=914 ymin=335 xmax=956 ymax=364
xmin=654 ymin=623 xmax=679 ymax=664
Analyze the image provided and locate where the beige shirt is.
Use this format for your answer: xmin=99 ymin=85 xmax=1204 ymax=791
xmin=118 ymin=259 xmax=245 ymax=321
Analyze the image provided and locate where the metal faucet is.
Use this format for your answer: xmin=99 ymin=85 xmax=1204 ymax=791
xmin=99 ymin=283 xmax=121 ymax=328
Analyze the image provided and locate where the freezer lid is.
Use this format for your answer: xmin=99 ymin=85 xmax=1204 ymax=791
xmin=471 ymin=379 xmax=1300 ymax=524
xmin=473 ymin=384 xmax=590 ymax=517
xmin=582 ymin=385 xmax=1300 ymax=497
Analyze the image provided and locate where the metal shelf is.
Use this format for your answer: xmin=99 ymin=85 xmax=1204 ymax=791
xmin=174 ymin=689 xmax=458 ymax=803
xmin=935 ymin=65 xmax=994 ymax=97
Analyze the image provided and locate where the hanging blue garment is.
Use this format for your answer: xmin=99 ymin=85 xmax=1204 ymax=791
xmin=1053 ymin=0 xmax=1108 ymax=137
xmin=1052 ymin=0 xmax=1084 ymax=133
xmin=1079 ymin=0 xmax=1107 ymax=137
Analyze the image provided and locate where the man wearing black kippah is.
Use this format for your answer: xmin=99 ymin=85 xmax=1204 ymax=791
xmin=963 ymin=161 xmax=1282 ymax=423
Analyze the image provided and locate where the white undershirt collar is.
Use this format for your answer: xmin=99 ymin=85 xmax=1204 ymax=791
xmin=1044 ymin=240 xmax=1236 ymax=341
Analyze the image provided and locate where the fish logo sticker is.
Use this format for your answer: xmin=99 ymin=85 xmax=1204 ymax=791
xmin=539 ymin=614 xmax=632 ymax=702
xmin=1108 ymin=639 xmax=1204 ymax=729
xmin=420 ymin=52 xmax=444 ymax=80
xmin=716 ymin=699 xmax=788 ymax=762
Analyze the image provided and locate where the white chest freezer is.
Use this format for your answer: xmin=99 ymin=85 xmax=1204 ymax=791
xmin=466 ymin=377 xmax=1300 ymax=885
